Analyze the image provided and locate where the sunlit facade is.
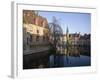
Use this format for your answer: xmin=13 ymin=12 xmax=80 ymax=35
xmin=23 ymin=10 xmax=50 ymax=55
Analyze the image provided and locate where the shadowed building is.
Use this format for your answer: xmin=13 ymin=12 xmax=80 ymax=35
xmin=61 ymin=27 xmax=90 ymax=56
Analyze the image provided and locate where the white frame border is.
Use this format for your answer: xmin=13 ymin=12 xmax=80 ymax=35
xmin=11 ymin=1 xmax=97 ymax=78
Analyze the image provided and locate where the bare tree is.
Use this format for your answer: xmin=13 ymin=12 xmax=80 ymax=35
xmin=49 ymin=16 xmax=63 ymax=54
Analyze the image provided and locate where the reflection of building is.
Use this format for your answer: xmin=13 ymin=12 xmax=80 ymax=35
xmin=61 ymin=27 xmax=90 ymax=55
xmin=23 ymin=10 xmax=50 ymax=55
xmin=61 ymin=33 xmax=90 ymax=56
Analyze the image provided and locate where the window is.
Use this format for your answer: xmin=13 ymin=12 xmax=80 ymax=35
xmin=36 ymin=35 xmax=39 ymax=41
xmin=30 ymin=35 xmax=32 ymax=42
xmin=43 ymin=36 xmax=45 ymax=41
xmin=37 ymin=30 xmax=39 ymax=33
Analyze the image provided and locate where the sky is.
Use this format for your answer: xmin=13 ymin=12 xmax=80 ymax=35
xmin=38 ymin=11 xmax=91 ymax=34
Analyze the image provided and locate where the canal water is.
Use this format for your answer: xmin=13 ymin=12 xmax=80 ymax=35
xmin=23 ymin=46 xmax=91 ymax=69
xmin=49 ymin=54 xmax=90 ymax=68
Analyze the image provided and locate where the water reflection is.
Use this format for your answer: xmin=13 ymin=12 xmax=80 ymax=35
xmin=49 ymin=54 xmax=90 ymax=67
xmin=49 ymin=45 xmax=90 ymax=67
xmin=23 ymin=46 xmax=90 ymax=69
